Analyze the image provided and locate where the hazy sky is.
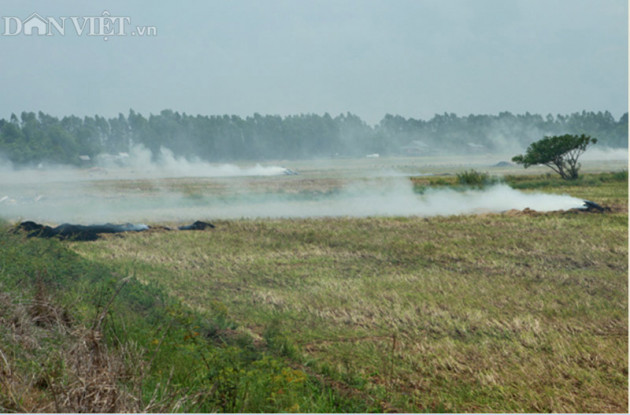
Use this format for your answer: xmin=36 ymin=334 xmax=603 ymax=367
xmin=0 ymin=0 xmax=627 ymax=124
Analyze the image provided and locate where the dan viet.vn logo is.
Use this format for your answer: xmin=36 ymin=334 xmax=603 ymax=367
xmin=1 ymin=11 xmax=157 ymax=40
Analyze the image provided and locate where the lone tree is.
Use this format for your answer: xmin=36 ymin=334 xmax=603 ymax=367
xmin=512 ymin=134 xmax=597 ymax=180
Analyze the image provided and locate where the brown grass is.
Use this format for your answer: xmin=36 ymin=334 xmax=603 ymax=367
xmin=0 ymin=281 xmax=196 ymax=413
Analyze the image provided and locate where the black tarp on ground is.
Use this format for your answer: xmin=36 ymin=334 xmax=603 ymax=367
xmin=16 ymin=221 xmax=149 ymax=241
xmin=15 ymin=220 xmax=215 ymax=241
xmin=178 ymin=221 xmax=215 ymax=230
xmin=578 ymin=200 xmax=609 ymax=212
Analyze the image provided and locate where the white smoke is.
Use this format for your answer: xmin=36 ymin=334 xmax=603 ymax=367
xmin=167 ymin=181 xmax=583 ymax=220
xmin=0 ymin=172 xmax=585 ymax=224
xmin=96 ymin=144 xmax=290 ymax=178
xmin=580 ymin=147 xmax=628 ymax=161
xmin=0 ymin=145 xmax=590 ymax=224
xmin=0 ymin=153 xmax=14 ymax=172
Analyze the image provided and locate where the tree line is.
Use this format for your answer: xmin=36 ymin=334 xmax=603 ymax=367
xmin=0 ymin=109 xmax=626 ymax=166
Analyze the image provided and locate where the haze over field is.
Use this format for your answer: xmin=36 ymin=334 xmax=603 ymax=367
xmin=0 ymin=158 xmax=588 ymax=223
xmin=0 ymin=2 xmax=627 ymax=413
xmin=96 ymin=144 xmax=292 ymax=179
xmin=0 ymin=0 xmax=626 ymax=224
xmin=0 ymin=0 xmax=626 ymax=124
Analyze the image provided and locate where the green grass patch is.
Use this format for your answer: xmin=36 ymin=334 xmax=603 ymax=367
xmin=505 ymin=170 xmax=628 ymax=189
xmin=0 ymin=223 xmax=370 ymax=413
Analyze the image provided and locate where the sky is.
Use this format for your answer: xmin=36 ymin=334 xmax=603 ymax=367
xmin=0 ymin=0 xmax=627 ymax=125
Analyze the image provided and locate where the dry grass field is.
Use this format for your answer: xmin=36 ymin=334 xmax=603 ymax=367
xmin=67 ymin=172 xmax=628 ymax=412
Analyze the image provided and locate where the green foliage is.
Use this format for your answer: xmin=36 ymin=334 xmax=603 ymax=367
xmin=207 ymin=350 xmax=307 ymax=412
xmin=0 ymin=110 xmax=627 ymax=166
xmin=512 ymin=134 xmax=598 ymax=179
xmin=263 ymin=318 xmax=299 ymax=359
xmin=455 ymin=169 xmax=497 ymax=187
xmin=412 ymin=170 xmax=499 ymax=192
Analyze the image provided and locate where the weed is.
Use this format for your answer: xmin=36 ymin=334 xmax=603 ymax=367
xmin=456 ymin=169 xmax=495 ymax=187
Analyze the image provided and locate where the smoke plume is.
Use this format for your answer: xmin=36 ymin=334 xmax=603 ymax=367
xmin=0 ymin=168 xmax=585 ymax=224
xmin=96 ymin=144 xmax=291 ymax=178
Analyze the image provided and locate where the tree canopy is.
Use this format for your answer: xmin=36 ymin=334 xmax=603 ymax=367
xmin=0 ymin=110 xmax=625 ymax=167
xmin=512 ymin=134 xmax=598 ymax=179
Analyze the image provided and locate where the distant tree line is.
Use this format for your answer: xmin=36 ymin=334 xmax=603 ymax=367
xmin=0 ymin=109 xmax=626 ymax=166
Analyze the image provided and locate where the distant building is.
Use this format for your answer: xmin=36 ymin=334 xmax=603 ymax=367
xmin=78 ymin=155 xmax=92 ymax=166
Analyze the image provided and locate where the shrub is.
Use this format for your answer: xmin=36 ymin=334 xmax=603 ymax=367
xmin=456 ymin=169 xmax=494 ymax=187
